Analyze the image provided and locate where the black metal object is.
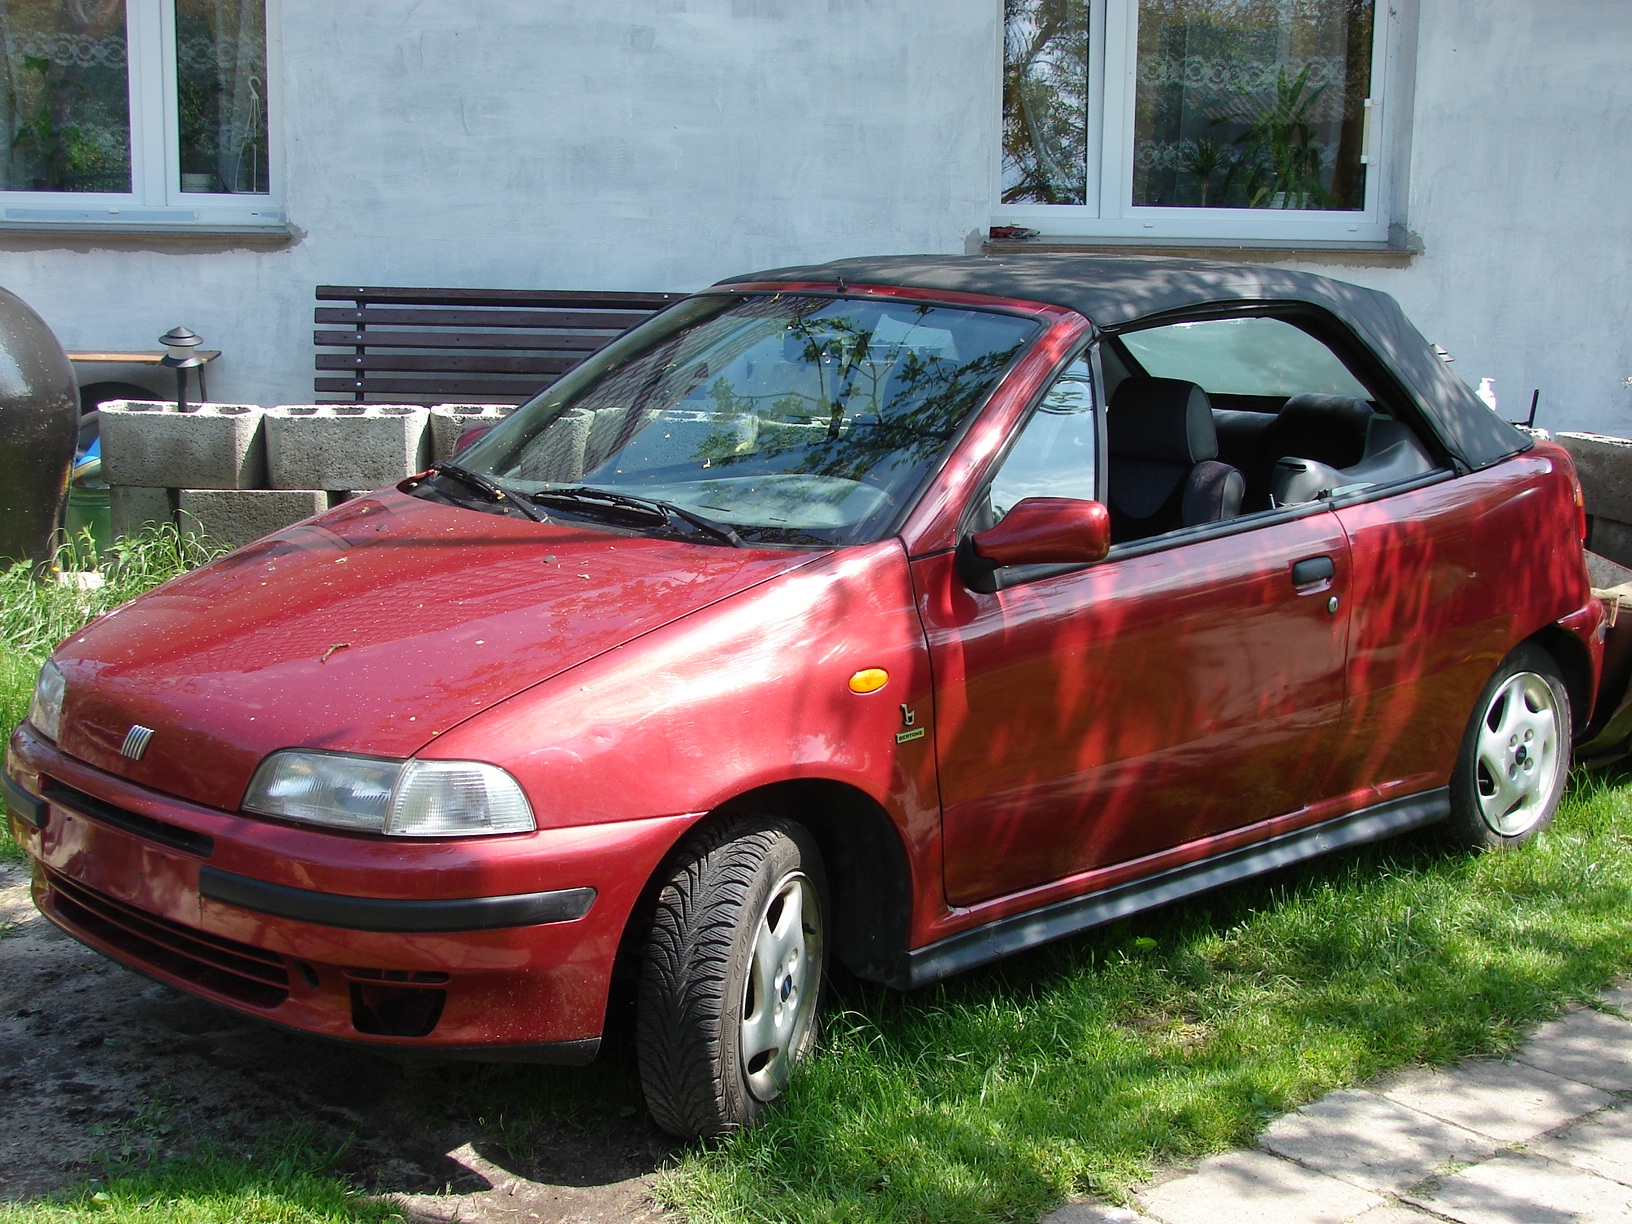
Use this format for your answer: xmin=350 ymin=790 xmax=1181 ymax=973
xmin=0 ymin=285 xmax=77 ymax=565
xmin=158 ymin=326 xmax=220 ymax=411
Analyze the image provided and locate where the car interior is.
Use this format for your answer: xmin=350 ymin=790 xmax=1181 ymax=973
xmin=1098 ymin=313 xmax=1440 ymax=546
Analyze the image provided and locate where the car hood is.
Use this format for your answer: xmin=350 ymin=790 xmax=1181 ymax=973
xmin=52 ymin=490 xmax=824 ymax=811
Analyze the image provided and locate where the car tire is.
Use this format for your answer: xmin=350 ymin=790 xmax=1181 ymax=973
xmin=1440 ymin=643 xmax=1572 ymax=850
xmin=637 ymin=815 xmax=827 ymax=1138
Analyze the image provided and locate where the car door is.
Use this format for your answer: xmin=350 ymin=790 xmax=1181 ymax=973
xmin=916 ymin=350 xmax=1353 ymax=907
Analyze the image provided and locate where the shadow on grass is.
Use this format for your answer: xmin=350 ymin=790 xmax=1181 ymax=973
xmin=656 ymin=775 xmax=1632 ymax=1224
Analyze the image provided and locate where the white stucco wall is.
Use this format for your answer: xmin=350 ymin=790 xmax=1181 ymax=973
xmin=0 ymin=0 xmax=1627 ymax=434
xmin=1298 ymin=0 xmax=1632 ymax=435
xmin=0 ymin=0 xmax=999 ymax=407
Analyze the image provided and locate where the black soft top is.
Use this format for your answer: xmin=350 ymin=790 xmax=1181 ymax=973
xmin=720 ymin=253 xmax=1529 ymax=472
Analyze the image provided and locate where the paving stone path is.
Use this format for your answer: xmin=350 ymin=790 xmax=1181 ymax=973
xmin=1047 ymin=986 xmax=1632 ymax=1224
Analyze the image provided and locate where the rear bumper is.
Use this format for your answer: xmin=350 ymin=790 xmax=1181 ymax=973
xmin=6 ymin=723 xmax=697 ymax=1054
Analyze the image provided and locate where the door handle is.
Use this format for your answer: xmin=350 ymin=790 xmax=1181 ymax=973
xmin=1291 ymin=555 xmax=1336 ymax=588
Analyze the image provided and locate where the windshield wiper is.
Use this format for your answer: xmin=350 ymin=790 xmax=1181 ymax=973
xmin=428 ymin=461 xmax=546 ymax=523
xmin=531 ymin=486 xmax=744 ymax=547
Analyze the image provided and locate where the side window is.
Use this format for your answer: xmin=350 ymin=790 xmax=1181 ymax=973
xmin=988 ymin=356 xmax=1098 ymax=521
xmin=1108 ymin=316 xmax=1438 ymax=539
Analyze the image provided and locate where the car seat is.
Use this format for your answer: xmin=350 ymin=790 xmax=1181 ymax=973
xmin=1107 ymin=377 xmax=1245 ymax=542
xmin=1252 ymin=392 xmax=1438 ymax=507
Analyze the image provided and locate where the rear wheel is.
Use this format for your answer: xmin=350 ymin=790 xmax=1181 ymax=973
xmin=1442 ymin=644 xmax=1571 ymax=849
xmin=637 ymin=816 xmax=826 ymax=1138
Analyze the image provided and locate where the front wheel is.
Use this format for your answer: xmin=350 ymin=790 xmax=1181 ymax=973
xmin=1442 ymin=644 xmax=1572 ymax=850
xmin=637 ymin=816 xmax=827 ymax=1138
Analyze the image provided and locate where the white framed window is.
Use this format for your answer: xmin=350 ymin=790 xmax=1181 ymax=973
xmin=0 ymin=0 xmax=282 ymax=233
xmin=997 ymin=0 xmax=1397 ymax=244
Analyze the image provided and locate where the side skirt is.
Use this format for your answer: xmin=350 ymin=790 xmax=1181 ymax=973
xmin=900 ymin=788 xmax=1450 ymax=989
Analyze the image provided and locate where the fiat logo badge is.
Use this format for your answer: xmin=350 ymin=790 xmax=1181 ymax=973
xmin=120 ymin=725 xmax=155 ymax=761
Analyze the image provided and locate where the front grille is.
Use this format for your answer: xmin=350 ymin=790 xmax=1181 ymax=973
xmin=46 ymin=869 xmax=289 ymax=1009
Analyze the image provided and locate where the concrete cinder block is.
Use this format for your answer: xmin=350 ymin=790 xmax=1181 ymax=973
xmin=1559 ymin=432 xmax=1632 ymax=524
xmin=429 ymin=403 xmax=516 ymax=461
xmin=1590 ymin=517 xmax=1632 ymax=572
xmin=177 ymin=489 xmax=327 ymax=551
xmin=99 ymin=400 xmax=266 ymax=490
xmin=264 ymin=405 xmax=430 ymax=491
xmin=515 ymin=407 xmax=593 ymax=483
xmin=109 ymin=486 xmax=174 ymax=539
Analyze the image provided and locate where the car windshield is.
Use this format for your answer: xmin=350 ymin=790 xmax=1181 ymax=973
xmin=451 ymin=293 xmax=1040 ymax=546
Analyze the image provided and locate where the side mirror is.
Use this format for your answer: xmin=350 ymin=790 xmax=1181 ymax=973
xmin=958 ymin=497 xmax=1110 ymax=593
xmin=972 ymin=497 xmax=1111 ymax=567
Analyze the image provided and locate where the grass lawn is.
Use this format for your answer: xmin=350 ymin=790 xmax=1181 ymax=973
xmin=0 ymin=1133 xmax=402 ymax=1224
xmin=4 ymin=536 xmax=1632 ymax=1222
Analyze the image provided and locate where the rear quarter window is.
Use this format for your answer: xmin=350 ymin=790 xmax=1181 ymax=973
xmin=1119 ymin=317 xmax=1370 ymax=399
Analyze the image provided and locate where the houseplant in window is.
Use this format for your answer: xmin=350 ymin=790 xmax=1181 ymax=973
xmin=1224 ymin=65 xmax=1331 ymax=210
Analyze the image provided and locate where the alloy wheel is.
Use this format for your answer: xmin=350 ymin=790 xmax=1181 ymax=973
xmin=1474 ymin=670 xmax=1562 ymax=838
xmin=740 ymin=869 xmax=822 ymax=1102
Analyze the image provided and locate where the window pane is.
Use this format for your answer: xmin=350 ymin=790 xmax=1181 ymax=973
xmin=177 ymin=0 xmax=268 ymax=194
xmin=1002 ymin=0 xmax=1090 ymax=205
xmin=0 ymin=0 xmax=131 ymax=192
xmin=1120 ymin=317 xmax=1370 ymax=398
xmin=989 ymin=357 xmax=1097 ymax=519
xmin=1132 ymin=0 xmax=1374 ymax=211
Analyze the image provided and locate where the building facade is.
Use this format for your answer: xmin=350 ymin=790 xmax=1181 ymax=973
xmin=1 ymin=0 xmax=1627 ymax=434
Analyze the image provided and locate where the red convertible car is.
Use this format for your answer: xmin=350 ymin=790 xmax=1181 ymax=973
xmin=4 ymin=255 xmax=1602 ymax=1138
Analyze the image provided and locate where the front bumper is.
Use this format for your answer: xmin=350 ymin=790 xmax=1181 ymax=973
xmin=6 ymin=723 xmax=697 ymax=1056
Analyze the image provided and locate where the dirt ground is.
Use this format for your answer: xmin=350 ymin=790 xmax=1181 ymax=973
xmin=0 ymin=860 xmax=679 ymax=1222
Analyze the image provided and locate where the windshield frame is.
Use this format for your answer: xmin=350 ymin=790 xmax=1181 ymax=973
xmin=449 ymin=286 xmax=1055 ymax=549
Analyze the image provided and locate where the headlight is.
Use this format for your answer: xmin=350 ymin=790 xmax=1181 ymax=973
xmin=28 ymin=661 xmax=64 ymax=742
xmin=243 ymin=751 xmax=535 ymax=837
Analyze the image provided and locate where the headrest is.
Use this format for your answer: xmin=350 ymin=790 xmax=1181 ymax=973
xmin=1109 ymin=377 xmax=1218 ymax=464
xmin=1274 ymin=393 xmax=1375 ymax=470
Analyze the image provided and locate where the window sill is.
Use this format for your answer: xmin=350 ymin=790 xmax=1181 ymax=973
xmin=980 ymin=233 xmax=1420 ymax=269
xmin=0 ymin=204 xmax=294 ymax=244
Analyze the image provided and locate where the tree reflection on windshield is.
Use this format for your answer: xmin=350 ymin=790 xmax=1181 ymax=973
xmin=473 ymin=294 xmax=1039 ymax=546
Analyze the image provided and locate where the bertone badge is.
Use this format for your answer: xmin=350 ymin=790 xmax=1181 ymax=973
xmin=120 ymin=725 xmax=155 ymax=761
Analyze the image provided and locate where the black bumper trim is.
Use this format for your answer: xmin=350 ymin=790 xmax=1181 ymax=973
xmin=2 ymin=771 xmax=45 ymax=830
xmin=198 ymin=866 xmax=595 ymax=933
xmin=40 ymin=777 xmax=214 ymax=858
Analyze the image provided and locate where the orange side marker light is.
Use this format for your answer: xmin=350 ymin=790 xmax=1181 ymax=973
xmin=849 ymin=668 xmax=889 ymax=694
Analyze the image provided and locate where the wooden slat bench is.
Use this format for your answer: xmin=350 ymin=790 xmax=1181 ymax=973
xmin=313 ymin=285 xmax=687 ymax=404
